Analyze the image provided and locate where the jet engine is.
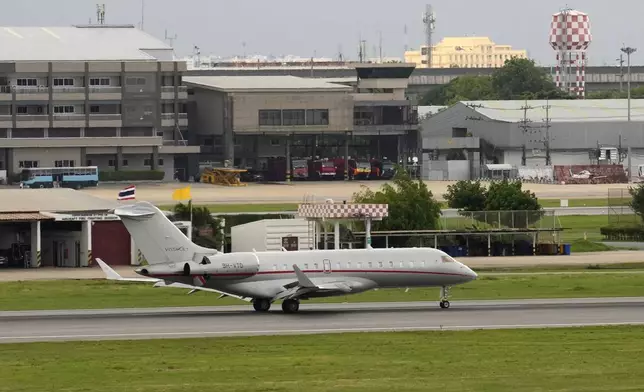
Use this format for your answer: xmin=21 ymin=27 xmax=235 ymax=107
xmin=199 ymin=253 xmax=261 ymax=280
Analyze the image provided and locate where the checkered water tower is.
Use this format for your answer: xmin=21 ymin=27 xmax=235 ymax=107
xmin=549 ymin=8 xmax=592 ymax=98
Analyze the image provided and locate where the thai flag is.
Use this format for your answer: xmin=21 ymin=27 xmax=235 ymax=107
xmin=117 ymin=185 xmax=136 ymax=201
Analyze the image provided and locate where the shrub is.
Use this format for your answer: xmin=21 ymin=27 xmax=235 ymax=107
xmin=600 ymin=223 xmax=644 ymax=241
xmin=99 ymin=170 xmax=165 ymax=182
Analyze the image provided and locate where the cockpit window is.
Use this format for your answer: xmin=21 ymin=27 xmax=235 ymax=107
xmin=441 ymin=255 xmax=455 ymax=263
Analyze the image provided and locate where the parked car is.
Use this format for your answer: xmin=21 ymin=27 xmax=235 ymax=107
xmin=353 ymin=161 xmax=373 ymax=180
xmin=291 ymin=159 xmax=309 ymax=180
xmin=240 ymin=169 xmax=265 ymax=183
xmin=308 ymin=159 xmax=337 ymax=180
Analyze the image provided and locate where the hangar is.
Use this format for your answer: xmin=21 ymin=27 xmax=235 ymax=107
xmin=420 ymin=99 xmax=644 ymax=181
xmin=0 ymin=189 xmax=136 ymax=268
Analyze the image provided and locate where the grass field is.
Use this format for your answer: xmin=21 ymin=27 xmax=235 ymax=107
xmin=1 ymin=326 xmax=643 ymax=392
xmin=157 ymin=197 xmax=630 ymax=213
xmin=2 ymin=271 xmax=643 ymax=311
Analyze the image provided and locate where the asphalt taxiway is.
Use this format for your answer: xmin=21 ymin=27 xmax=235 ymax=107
xmin=1 ymin=298 xmax=643 ymax=343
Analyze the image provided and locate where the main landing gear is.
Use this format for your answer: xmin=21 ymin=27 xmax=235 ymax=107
xmin=252 ymin=298 xmax=271 ymax=312
xmin=252 ymin=298 xmax=301 ymax=313
xmin=281 ymin=299 xmax=300 ymax=314
xmin=439 ymin=286 xmax=451 ymax=309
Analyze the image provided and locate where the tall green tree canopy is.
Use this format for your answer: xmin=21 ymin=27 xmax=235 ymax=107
xmin=172 ymin=201 xmax=223 ymax=249
xmin=352 ymin=168 xmax=442 ymax=236
xmin=443 ymin=179 xmax=543 ymax=228
xmin=421 ymin=57 xmax=572 ymax=105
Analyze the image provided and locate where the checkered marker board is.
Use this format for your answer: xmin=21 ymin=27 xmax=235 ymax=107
xmin=298 ymin=204 xmax=388 ymax=219
xmin=549 ymin=10 xmax=592 ymax=51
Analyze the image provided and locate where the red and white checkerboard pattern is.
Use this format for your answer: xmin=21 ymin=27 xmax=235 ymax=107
xmin=298 ymin=203 xmax=389 ymax=219
xmin=549 ymin=10 xmax=592 ymax=51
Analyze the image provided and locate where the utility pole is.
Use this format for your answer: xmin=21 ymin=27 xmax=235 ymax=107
xmin=542 ymin=101 xmax=552 ymax=166
xmin=621 ymin=46 xmax=637 ymax=122
xmin=617 ymin=53 xmax=625 ymax=93
xmin=518 ymin=102 xmax=533 ymax=166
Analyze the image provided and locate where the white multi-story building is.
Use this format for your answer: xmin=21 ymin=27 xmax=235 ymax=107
xmin=0 ymin=25 xmax=199 ymax=180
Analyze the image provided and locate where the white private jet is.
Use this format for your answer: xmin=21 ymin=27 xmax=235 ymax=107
xmin=97 ymin=201 xmax=478 ymax=313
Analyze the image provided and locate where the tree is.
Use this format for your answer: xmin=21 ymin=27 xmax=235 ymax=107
xmin=491 ymin=58 xmax=571 ymax=100
xmin=172 ymin=201 xmax=224 ymax=249
xmin=443 ymin=179 xmax=543 ymax=228
xmin=352 ymin=167 xmax=442 ymax=246
xmin=443 ymin=180 xmax=487 ymax=211
xmin=628 ymin=184 xmax=644 ymax=222
xmin=587 ymin=86 xmax=644 ymax=100
xmin=420 ymin=75 xmax=496 ymax=105
xmin=420 ymin=57 xmax=574 ymax=105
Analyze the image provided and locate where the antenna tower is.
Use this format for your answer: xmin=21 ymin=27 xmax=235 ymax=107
xmin=96 ymin=4 xmax=106 ymax=25
xmin=422 ymin=4 xmax=436 ymax=68
xmin=404 ymin=25 xmax=409 ymax=54
xmin=165 ymin=29 xmax=178 ymax=47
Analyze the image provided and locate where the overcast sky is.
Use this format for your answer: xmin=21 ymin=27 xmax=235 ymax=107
xmin=4 ymin=0 xmax=643 ymax=66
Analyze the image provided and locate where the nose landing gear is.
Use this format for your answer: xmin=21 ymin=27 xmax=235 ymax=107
xmin=439 ymin=286 xmax=451 ymax=309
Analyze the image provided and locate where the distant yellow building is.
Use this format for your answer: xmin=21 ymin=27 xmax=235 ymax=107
xmin=404 ymin=37 xmax=528 ymax=68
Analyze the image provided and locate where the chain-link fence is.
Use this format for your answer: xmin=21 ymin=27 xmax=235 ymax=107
xmin=440 ymin=210 xmax=558 ymax=231
xmin=607 ymin=188 xmax=637 ymax=225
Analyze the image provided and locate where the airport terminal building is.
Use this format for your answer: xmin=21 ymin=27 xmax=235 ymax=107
xmin=0 ymin=25 xmax=199 ymax=181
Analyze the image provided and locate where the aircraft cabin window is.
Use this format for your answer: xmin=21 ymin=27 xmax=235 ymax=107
xmin=357 ymin=262 xmax=361 ymax=269
xmin=314 ymin=263 xmax=319 ymax=270
xmin=273 ymin=264 xmax=277 ymax=271
xmin=347 ymin=262 xmax=351 ymax=269
xmin=304 ymin=263 xmax=309 ymax=270
xmin=400 ymin=262 xmax=404 ymax=268
xmin=389 ymin=261 xmax=394 ymax=268
xmin=441 ymin=255 xmax=455 ymax=263
xmin=283 ymin=264 xmax=287 ymax=271
xmin=368 ymin=262 xmax=373 ymax=269
xmin=409 ymin=261 xmax=414 ymax=268
xmin=336 ymin=263 xmax=341 ymax=270
xmin=378 ymin=261 xmax=384 ymax=268
xmin=421 ymin=261 xmax=426 ymax=268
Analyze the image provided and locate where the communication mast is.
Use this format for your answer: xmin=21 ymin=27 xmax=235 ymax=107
xmin=422 ymin=4 xmax=436 ymax=68
xmin=96 ymin=4 xmax=105 ymax=25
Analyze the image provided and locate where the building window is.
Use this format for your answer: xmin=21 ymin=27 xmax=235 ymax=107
xmin=53 ymin=78 xmax=74 ymax=86
xmin=108 ymin=159 xmax=115 ymax=167
xmin=144 ymin=158 xmax=151 ymax=166
xmin=16 ymin=78 xmax=37 ymax=87
xmin=89 ymin=77 xmax=110 ymax=86
xmin=90 ymin=105 xmax=100 ymax=113
xmin=16 ymin=106 xmax=28 ymax=114
xmin=282 ymin=109 xmax=305 ymax=126
xmin=126 ymin=77 xmax=146 ymax=85
xmin=122 ymin=159 xmax=128 ymax=167
xmin=306 ymin=109 xmax=329 ymax=125
xmin=158 ymin=159 xmax=164 ymax=166
xmin=86 ymin=160 xmax=92 ymax=166
xmin=270 ymin=138 xmax=280 ymax=147
xmin=55 ymin=160 xmax=75 ymax=167
xmin=258 ymin=110 xmax=281 ymax=126
xmin=54 ymin=106 xmax=75 ymax=114
xmin=19 ymin=161 xmax=39 ymax=168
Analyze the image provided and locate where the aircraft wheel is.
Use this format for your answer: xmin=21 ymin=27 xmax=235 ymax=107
xmin=252 ymin=299 xmax=271 ymax=312
xmin=282 ymin=299 xmax=300 ymax=314
xmin=439 ymin=300 xmax=450 ymax=309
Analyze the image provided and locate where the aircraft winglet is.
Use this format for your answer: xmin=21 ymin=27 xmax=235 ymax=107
xmin=96 ymin=258 xmax=163 ymax=283
xmin=292 ymin=264 xmax=317 ymax=288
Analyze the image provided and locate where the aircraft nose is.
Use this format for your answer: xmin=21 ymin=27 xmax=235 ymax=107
xmin=458 ymin=263 xmax=478 ymax=281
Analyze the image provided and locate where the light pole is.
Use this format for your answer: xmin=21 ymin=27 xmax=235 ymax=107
xmin=620 ymin=46 xmax=636 ymax=182
xmin=621 ymin=46 xmax=637 ymax=121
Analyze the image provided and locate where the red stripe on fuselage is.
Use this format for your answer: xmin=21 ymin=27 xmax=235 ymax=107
xmin=147 ymin=270 xmax=471 ymax=279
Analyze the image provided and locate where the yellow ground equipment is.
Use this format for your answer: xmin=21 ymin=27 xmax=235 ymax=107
xmin=200 ymin=167 xmax=248 ymax=187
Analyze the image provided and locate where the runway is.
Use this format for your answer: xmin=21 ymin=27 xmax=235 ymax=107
xmin=1 ymin=298 xmax=643 ymax=343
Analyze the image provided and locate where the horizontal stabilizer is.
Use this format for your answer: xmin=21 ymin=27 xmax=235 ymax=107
xmin=96 ymin=258 xmax=158 ymax=283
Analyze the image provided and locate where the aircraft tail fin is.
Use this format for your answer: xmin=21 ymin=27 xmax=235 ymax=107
xmin=112 ymin=201 xmax=215 ymax=265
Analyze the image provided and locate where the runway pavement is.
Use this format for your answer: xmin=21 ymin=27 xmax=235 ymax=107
xmin=1 ymin=298 xmax=643 ymax=343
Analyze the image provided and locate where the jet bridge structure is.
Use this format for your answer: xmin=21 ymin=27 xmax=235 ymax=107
xmin=297 ymin=198 xmax=389 ymax=249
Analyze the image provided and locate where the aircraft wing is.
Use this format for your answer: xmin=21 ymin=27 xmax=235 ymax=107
xmin=271 ymin=264 xmax=357 ymax=301
xmin=95 ymin=258 xmax=252 ymax=302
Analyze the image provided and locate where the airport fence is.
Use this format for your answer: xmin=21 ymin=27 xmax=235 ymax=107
xmin=440 ymin=210 xmax=558 ymax=231
xmin=608 ymin=188 xmax=638 ymax=225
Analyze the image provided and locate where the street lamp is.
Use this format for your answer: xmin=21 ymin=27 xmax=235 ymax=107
xmin=621 ymin=46 xmax=637 ymax=121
